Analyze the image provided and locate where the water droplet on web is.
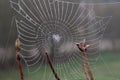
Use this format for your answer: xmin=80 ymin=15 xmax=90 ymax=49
xmin=52 ymin=34 xmax=61 ymax=42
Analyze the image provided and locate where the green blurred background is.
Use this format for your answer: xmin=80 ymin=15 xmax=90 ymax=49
xmin=0 ymin=0 xmax=120 ymax=80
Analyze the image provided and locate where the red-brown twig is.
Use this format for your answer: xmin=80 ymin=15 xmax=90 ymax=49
xmin=15 ymin=39 xmax=24 ymax=80
xmin=45 ymin=52 xmax=60 ymax=80
xmin=82 ymin=64 xmax=89 ymax=80
xmin=76 ymin=39 xmax=94 ymax=80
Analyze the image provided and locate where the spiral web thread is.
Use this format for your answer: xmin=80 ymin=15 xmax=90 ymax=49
xmin=10 ymin=0 xmax=111 ymax=80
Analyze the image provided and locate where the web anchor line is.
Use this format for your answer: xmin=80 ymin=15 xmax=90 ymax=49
xmin=45 ymin=52 xmax=60 ymax=80
xmin=76 ymin=39 xmax=94 ymax=80
xmin=15 ymin=39 xmax=24 ymax=80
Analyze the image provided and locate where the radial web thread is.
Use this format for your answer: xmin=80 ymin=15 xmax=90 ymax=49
xmin=10 ymin=0 xmax=112 ymax=80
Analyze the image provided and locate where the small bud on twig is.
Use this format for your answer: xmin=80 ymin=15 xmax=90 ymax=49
xmin=15 ymin=39 xmax=21 ymax=52
xmin=15 ymin=39 xmax=24 ymax=80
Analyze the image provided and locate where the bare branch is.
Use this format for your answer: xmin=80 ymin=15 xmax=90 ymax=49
xmin=15 ymin=39 xmax=24 ymax=80
xmin=76 ymin=39 xmax=94 ymax=80
xmin=45 ymin=52 xmax=60 ymax=80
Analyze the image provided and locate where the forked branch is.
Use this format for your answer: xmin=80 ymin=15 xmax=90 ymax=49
xmin=76 ymin=39 xmax=94 ymax=80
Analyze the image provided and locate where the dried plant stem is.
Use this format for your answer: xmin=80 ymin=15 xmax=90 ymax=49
xmin=16 ymin=53 xmax=24 ymax=80
xmin=15 ymin=39 xmax=24 ymax=80
xmin=45 ymin=52 xmax=60 ymax=80
xmin=81 ymin=51 xmax=94 ymax=80
xmin=82 ymin=64 xmax=89 ymax=80
xmin=76 ymin=39 xmax=94 ymax=80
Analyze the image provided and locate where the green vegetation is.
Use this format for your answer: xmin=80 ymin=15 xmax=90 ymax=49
xmin=0 ymin=52 xmax=120 ymax=80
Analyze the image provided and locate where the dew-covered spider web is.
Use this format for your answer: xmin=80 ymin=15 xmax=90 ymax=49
xmin=9 ymin=0 xmax=112 ymax=80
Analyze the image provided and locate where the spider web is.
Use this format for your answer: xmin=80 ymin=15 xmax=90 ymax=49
xmin=10 ymin=0 xmax=111 ymax=80
xmin=53 ymin=0 xmax=120 ymax=4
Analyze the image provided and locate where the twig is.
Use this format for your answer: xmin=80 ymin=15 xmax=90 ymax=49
xmin=45 ymin=52 xmax=60 ymax=80
xmin=76 ymin=39 xmax=94 ymax=80
xmin=82 ymin=64 xmax=89 ymax=80
xmin=15 ymin=39 xmax=24 ymax=80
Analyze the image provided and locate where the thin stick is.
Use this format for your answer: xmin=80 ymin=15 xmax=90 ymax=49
xmin=15 ymin=39 xmax=24 ymax=80
xmin=45 ymin=52 xmax=60 ymax=80
xmin=82 ymin=64 xmax=89 ymax=80
xmin=76 ymin=39 xmax=94 ymax=80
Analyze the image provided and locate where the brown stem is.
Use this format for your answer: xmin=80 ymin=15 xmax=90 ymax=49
xmin=15 ymin=39 xmax=24 ymax=80
xmin=45 ymin=52 xmax=60 ymax=80
xmin=82 ymin=64 xmax=89 ymax=80
xmin=16 ymin=53 xmax=24 ymax=80
xmin=76 ymin=41 xmax=94 ymax=80
xmin=81 ymin=51 xmax=94 ymax=80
